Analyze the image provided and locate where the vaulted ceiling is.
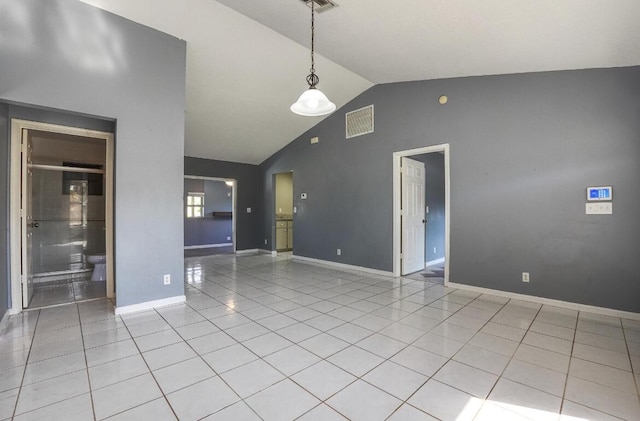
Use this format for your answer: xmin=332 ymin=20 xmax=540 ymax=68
xmin=79 ymin=0 xmax=640 ymax=164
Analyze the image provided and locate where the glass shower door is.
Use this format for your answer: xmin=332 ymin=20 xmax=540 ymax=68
xmin=31 ymin=169 xmax=88 ymax=276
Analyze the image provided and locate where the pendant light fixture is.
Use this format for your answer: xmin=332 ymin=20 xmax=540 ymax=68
xmin=290 ymin=0 xmax=336 ymax=116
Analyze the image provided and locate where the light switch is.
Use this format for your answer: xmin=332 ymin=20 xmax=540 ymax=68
xmin=586 ymin=202 xmax=612 ymax=215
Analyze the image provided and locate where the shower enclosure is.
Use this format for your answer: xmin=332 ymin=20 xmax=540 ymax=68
xmin=27 ymin=132 xmax=107 ymax=308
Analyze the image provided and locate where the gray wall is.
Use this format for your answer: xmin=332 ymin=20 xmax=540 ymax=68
xmin=259 ymin=66 xmax=640 ymax=313
xmin=0 ymin=103 xmax=8 ymax=319
xmin=184 ymin=179 xmax=233 ymax=246
xmin=0 ymin=0 xmax=187 ymax=307
xmin=184 ymin=157 xmax=260 ymax=251
xmin=413 ymin=153 xmax=446 ymax=263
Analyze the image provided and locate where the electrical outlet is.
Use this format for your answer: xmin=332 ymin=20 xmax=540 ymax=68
xmin=164 ymin=274 xmax=171 ymax=285
xmin=337 ymin=249 xmax=341 ymax=256
xmin=433 ymin=247 xmax=436 ymax=254
xmin=264 ymin=239 xmax=267 ymax=245
xmin=522 ymin=272 xmax=530 ymax=283
xmin=227 ymin=236 xmax=231 ymax=241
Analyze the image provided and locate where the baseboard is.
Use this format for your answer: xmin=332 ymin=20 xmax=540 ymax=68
xmin=115 ymin=295 xmax=186 ymax=315
xmin=184 ymin=243 xmax=232 ymax=250
xmin=292 ymin=255 xmax=394 ymax=277
xmin=236 ymin=249 xmax=260 ymax=256
xmin=260 ymin=249 xmax=277 ymax=256
xmin=448 ymin=282 xmax=640 ymax=321
xmin=426 ymin=257 xmax=445 ymax=267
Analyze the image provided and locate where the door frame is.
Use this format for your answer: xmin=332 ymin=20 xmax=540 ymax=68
xmin=393 ymin=144 xmax=450 ymax=285
xmin=183 ymin=175 xmax=237 ymax=254
xmin=9 ymin=119 xmax=115 ymax=313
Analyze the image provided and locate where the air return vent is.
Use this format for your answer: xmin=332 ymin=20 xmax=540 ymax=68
xmin=346 ymin=105 xmax=374 ymax=139
xmin=303 ymin=0 xmax=338 ymax=13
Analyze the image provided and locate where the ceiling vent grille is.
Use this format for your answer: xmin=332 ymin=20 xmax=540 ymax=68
xmin=303 ymin=0 xmax=338 ymax=13
xmin=346 ymin=105 xmax=374 ymax=139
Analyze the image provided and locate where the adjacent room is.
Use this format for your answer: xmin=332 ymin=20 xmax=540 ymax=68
xmin=1 ymin=0 xmax=639 ymax=420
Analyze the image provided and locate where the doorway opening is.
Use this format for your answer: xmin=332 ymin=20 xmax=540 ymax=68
xmin=393 ymin=144 xmax=450 ymax=285
xmin=183 ymin=176 xmax=236 ymax=258
xmin=10 ymin=120 xmax=115 ymax=312
xmin=274 ymin=172 xmax=294 ymax=254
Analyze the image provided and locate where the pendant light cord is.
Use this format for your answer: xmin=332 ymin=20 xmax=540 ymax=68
xmin=306 ymin=1 xmax=320 ymax=88
xmin=311 ymin=0 xmax=315 ymax=75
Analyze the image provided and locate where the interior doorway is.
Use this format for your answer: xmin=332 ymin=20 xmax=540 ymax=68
xmin=183 ymin=176 xmax=236 ymax=257
xmin=274 ymin=172 xmax=294 ymax=253
xmin=10 ymin=120 xmax=114 ymax=312
xmin=393 ymin=144 xmax=450 ymax=285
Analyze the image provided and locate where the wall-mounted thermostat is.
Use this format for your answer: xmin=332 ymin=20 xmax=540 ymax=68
xmin=301 ymin=193 xmax=307 ymax=200
xmin=587 ymin=186 xmax=612 ymax=201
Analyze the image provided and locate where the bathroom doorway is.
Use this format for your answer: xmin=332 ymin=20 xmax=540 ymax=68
xmin=274 ymin=172 xmax=294 ymax=254
xmin=393 ymin=144 xmax=450 ymax=285
xmin=10 ymin=120 xmax=114 ymax=311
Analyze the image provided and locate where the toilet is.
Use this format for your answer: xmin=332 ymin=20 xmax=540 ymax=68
xmin=86 ymin=253 xmax=107 ymax=282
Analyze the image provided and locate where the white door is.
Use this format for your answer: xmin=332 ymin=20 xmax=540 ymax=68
xmin=401 ymin=157 xmax=426 ymax=275
xmin=21 ymin=129 xmax=34 ymax=308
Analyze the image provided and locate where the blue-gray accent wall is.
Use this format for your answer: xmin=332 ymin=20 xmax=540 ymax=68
xmin=259 ymin=66 xmax=640 ymax=313
xmin=0 ymin=0 xmax=187 ymax=308
xmin=184 ymin=157 xmax=260 ymax=251
xmin=184 ymin=179 xmax=233 ymax=246
xmin=0 ymin=103 xmax=9 ymax=319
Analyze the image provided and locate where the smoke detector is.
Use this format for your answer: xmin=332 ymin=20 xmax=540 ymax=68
xmin=303 ymin=0 xmax=338 ymax=13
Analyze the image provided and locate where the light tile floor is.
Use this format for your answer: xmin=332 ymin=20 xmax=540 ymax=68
xmin=1 ymin=253 xmax=639 ymax=420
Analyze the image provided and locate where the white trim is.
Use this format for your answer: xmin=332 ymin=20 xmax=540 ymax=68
xmin=393 ymin=144 xmax=451 ymax=286
xmin=10 ymin=119 xmax=115 ymax=312
xmin=115 ymin=295 xmax=186 ymax=315
xmin=426 ymin=257 xmax=445 ymax=267
xmin=448 ymin=282 xmax=640 ymax=321
xmin=184 ymin=175 xmax=236 ymax=254
xmin=184 ymin=243 xmax=232 ymax=250
xmin=260 ymin=249 xmax=278 ymax=256
xmin=292 ymin=255 xmax=394 ymax=277
xmin=236 ymin=249 xmax=260 ymax=255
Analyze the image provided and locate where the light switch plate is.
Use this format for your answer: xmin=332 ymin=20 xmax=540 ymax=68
xmin=586 ymin=202 xmax=612 ymax=215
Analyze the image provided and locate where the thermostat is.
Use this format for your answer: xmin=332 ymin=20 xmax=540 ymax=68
xmin=586 ymin=186 xmax=612 ymax=201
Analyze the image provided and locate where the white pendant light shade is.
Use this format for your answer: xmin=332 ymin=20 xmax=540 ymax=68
xmin=290 ymin=88 xmax=336 ymax=116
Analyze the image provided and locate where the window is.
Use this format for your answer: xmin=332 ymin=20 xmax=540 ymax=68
xmin=186 ymin=193 xmax=204 ymax=218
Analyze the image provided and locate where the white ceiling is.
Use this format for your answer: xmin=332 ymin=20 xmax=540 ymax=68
xmin=78 ymin=0 xmax=640 ymax=165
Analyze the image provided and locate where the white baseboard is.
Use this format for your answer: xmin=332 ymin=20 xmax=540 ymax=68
xmin=115 ymin=295 xmax=186 ymax=315
xmin=426 ymin=257 xmax=445 ymax=267
xmin=261 ymin=249 xmax=277 ymax=256
xmin=292 ymin=255 xmax=394 ymax=277
xmin=448 ymin=282 xmax=640 ymax=321
xmin=184 ymin=243 xmax=232 ymax=250
xmin=236 ymin=249 xmax=260 ymax=256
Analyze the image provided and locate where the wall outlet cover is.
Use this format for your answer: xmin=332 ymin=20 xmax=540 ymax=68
xmin=163 ymin=274 xmax=171 ymax=285
xmin=337 ymin=249 xmax=341 ymax=256
xmin=522 ymin=272 xmax=530 ymax=283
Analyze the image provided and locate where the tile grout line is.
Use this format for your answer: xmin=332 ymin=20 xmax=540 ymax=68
xmin=10 ymin=309 xmax=40 ymax=420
